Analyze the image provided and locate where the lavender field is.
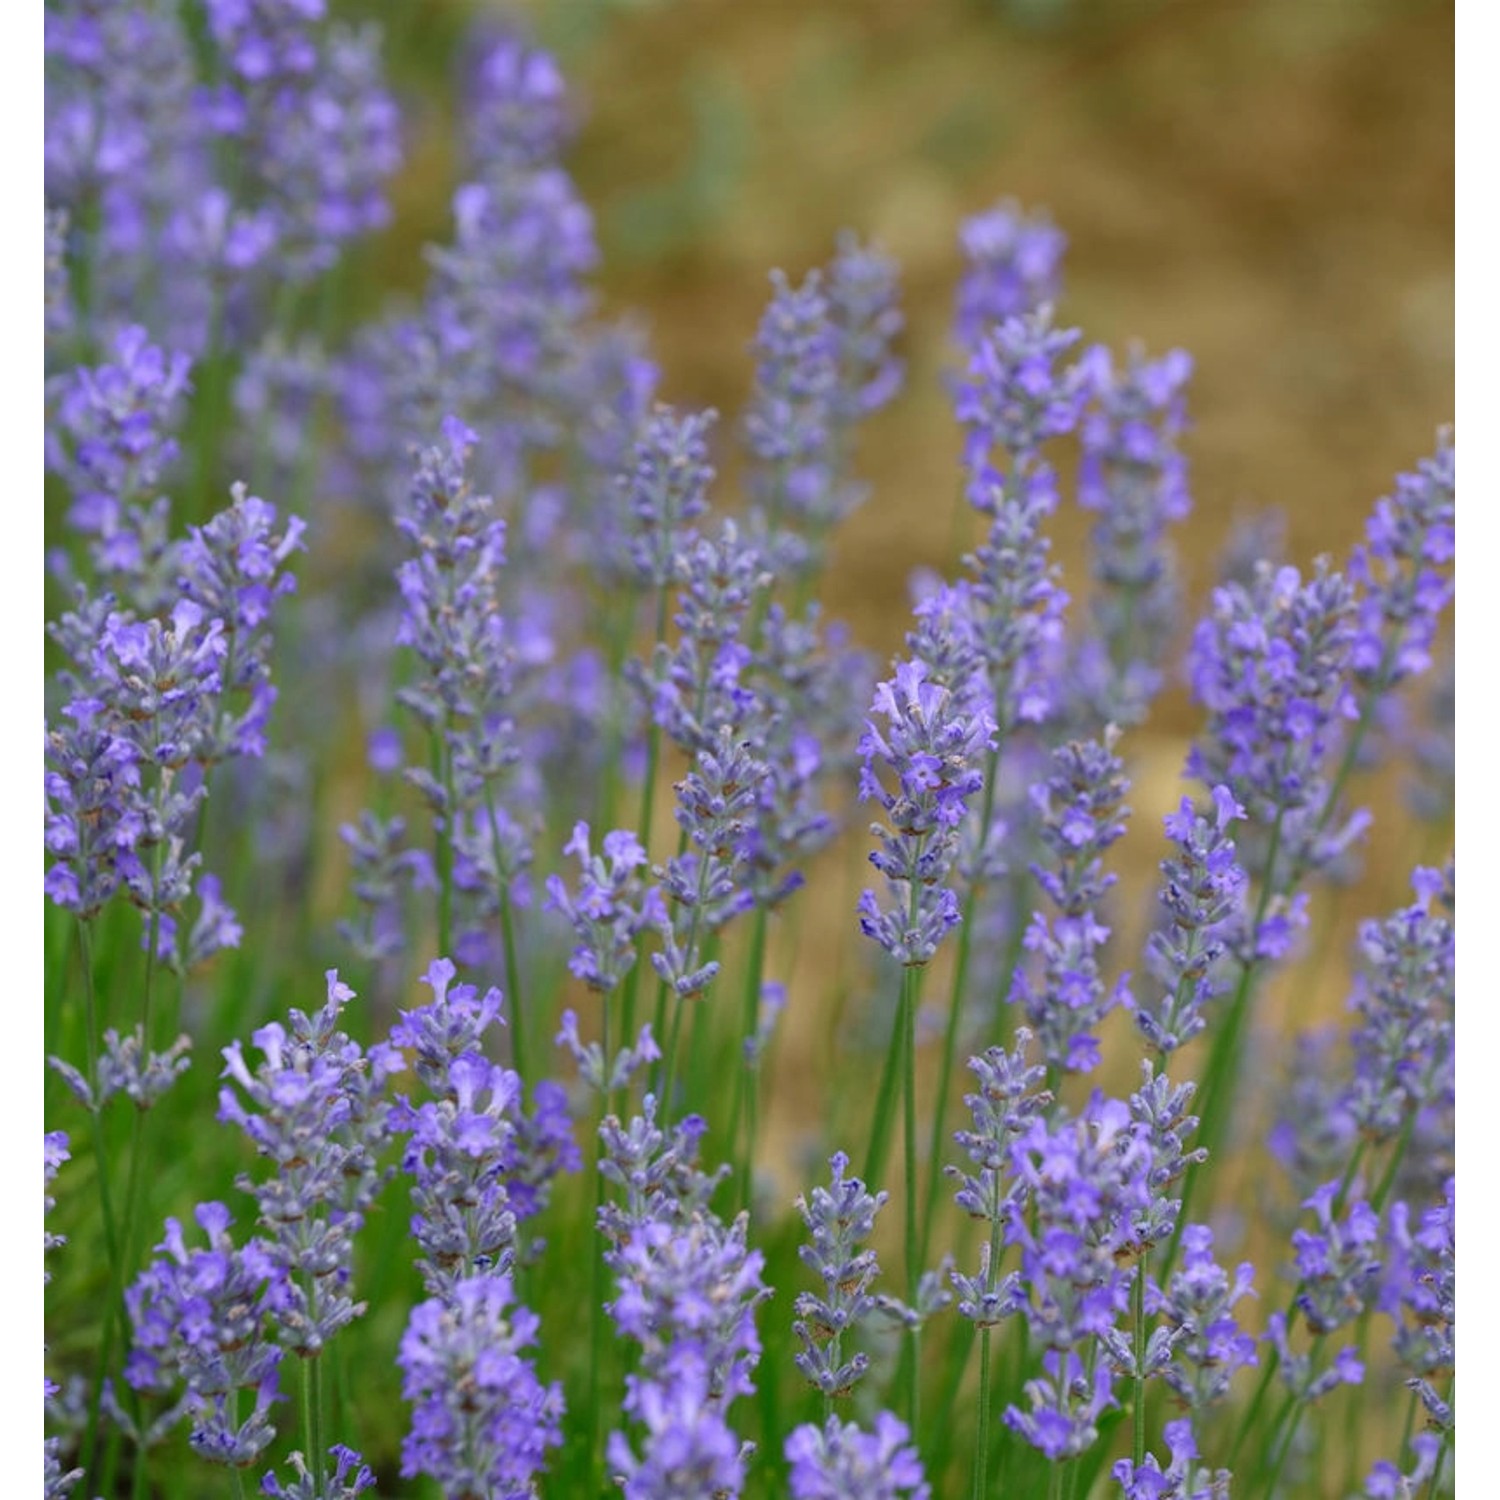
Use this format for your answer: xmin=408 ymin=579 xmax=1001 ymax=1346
xmin=42 ymin=4 xmax=1455 ymax=1497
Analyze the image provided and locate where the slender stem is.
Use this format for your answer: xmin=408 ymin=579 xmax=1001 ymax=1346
xmin=730 ymin=907 xmax=770 ymax=1213
xmin=434 ymin=728 xmax=455 ymax=961
xmin=901 ymin=963 xmax=921 ymax=1431
xmin=922 ymin=750 xmax=1000 ymax=1269
xmin=1260 ymin=1392 xmax=1306 ymax=1500
xmin=974 ymin=1328 xmax=994 ymax=1500
xmin=1131 ymin=1261 xmax=1147 ymax=1468
xmin=77 ymin=921 xmax=127 ymax=1486
xmin=659 ymin=992 xmax=688 ymax=1121
xmin=499 ymin=890 xmax=525 ymax=1081
xmin=861 ymin=979 xmax=904 ymax=1189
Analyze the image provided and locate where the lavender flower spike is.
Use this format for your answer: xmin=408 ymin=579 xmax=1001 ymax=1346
xmin=785 ymin=1411 xmax=931 ymax=1499
xmin=1136 ymin=785 xmax=1249 ymax=1057
xmin=955 ymin=199 xmax=1065 ymax=352
xmin=793 ymin=1152 xmax=889 ymax=1399
xmin=398 ymin=1274 xmax=563 ymax=1496
xmin=858 ymin=658 xmax=995 ymax=966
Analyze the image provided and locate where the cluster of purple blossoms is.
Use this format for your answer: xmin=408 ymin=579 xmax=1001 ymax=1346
xmin=1348 ymin=435 xmax=1455 ymax=691
xmin=46 ymin=324 xmax=191 ymax=598
xmin=261 ymin=1444 xmax=375 ymax=1500
xmin=178 ymin=485 xmax=308 ymax=763
xmin=1070 ymin=344 xmax=1194 ymax=728
xmin=341 ymin=28 xmax=628 ymax=520
xmin=956 ymin=308 xmax=1087 ymax=488
xmin=1136 ymin=786 xmax=1249 ymax=1057
xmin=1288 ymin=1182 xmax=1383 ymax=1337
xmin=1009 ymin=732 xmax=1132 ymax=1073
xmin=1112 ymin=1419 xmax=1231 ymax=1500
xmin=202 ymin=0 xmax=401 ymax=281
xmin=858 ymin=659 xmax=996 ymax=966
xmin=1121 ymin=1066 xmax=1207 ymax=1256
xmin=597 ymin=1099 xmax=767 ymax=1498
xmin=954 ymin=199 xmax=1065 ymax=352
xmin=632 ymin=517 xmax=770 ymax=754
xmin=954 ymin=312 xmax=1080 ymax=748
xmin=743 ymin=237 xmax=903 ymax=572
xmin=397 ymin=1274 xmax=564 ymax=1497
xmin=1185 ymin=557 xmax=1362 ymax=931
xmin=388 ymin=957 xmax=580 ymax=1275
xmin=217 ymin=972 xmax=399 ymax=1358
xmin=546 ymin=823 xmax=668 ymax=994
xmin=47 ymin=601 xmax=233 ymax=965
xmin=1000 ymin=1097 xmax=1155 ymax=1457
xmin=46 ymin=0 xmax=399 ymax=354
xmin=1344 ymin=868 xmax=1454 ymax=1143
xmin=948 ymin=1030 xmax=1050 ymax=1326
xmin=364 ymin=418 xmax=537 ymax=967
xmin=45 ymin=471 xmax=302 ymax=976
xmin=1145 ymin=1225 xmax=1258 ymax=1412
xmin=615 ymin=405 xmax=718 ymax=594
xmin=1380 ymin=1180 xmax=1453 ymax=1434
xmin=792 ymin=1152 xmax=890 ymax=1399
xmin=784 ymin=1412 xmax=931 ymax=1500
xmin=126 ymin=1202 xmax=286 ymax=1467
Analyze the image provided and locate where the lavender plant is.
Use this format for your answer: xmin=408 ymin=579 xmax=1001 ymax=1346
xmin=42 ymin=18 xmax=1455 ymax=1500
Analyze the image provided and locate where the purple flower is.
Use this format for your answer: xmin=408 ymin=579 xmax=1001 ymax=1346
xmin=793 ymin=1153 xmax=890 ymax=1398
xmin=398 ymin=1274 xmax=563 ymax=1496
xmin=218 ymin=972 xmax=399 ymax=1355
xmin=545 ymin=822 xmax=666 ymax=993
xmin=858 ymin=659 xmax=995 ymax=967
xmin=607 ymin=1361 xmax=748 ymax=1500
xmin=1003 ymin=1096 xmax=1153 ymax=1354
xmin=1069 ymin=343 xmax=1193 ymax=727
xmin=1289 ymin=1181 xmax=1382 ymax=1335
xmin=46 ymin=325 xmax=191 ymax=594
xmin=618 ymin=405 xmax=718 ymax=592
xmin=125 ymin=1203 xmax=287 ymax=1467
xmin=1186 ymin=558 xmax=1361 ymax=900
xmin=1356 ymin=1433 xmax=1444 ymax=1499
xmin=1146 ymin=1224 xmax=1257 ymax=1410
xmin=954 ymin=199 xmax=1065 ymax=351
xmin=784 ymin=1411 xmax=931 ymax=1499
xmin=955 ymin=308 xmax=1086 ymax=481
xmin=1112 ymin=1419 xmax=1230 ymax=1500
xmin=1004 ymin=1347 xmax=1116 ymax=1461
xmin=1348 ymin=436 xmax=1455 ymax=687
xmin=827 ymin=232 xmax=904 ymax=422
xmin=1136 ymin=786 xmax=1248 ymax=1056
xmin=1345 ymin=869 xmax=1454 ymax=1142
xmin=1380 ymin=1180 xmax=1453 ymax=1391
xmin=261 ymin=1445 xmax=375 ymax=1499
xmin=177 ymin=484 xmax=306 ymax=762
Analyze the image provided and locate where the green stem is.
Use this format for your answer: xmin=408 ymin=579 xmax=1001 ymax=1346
xmin=900 ymin=964 xmax=921 ymax=1431
xmin=1260 ymin=1391 xmax=1306 ymax=1500
xmin=861 ymin=979 xmax=904 ymax=1190
xmin=922 ymin=750 xmax=1000 ymax=1269
xmin=729 ymin=907 xmax=770 ymax=1213
xmin=1131 ymin=1261 xmax=1147 ymax=1468
xmin=434 ymin=729 xmax=455 ymax=961
xmin=973 ymin=1327 xmax=994 ymax=1500
xmin=499 ymin=890 xmax=525 ymax=1082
